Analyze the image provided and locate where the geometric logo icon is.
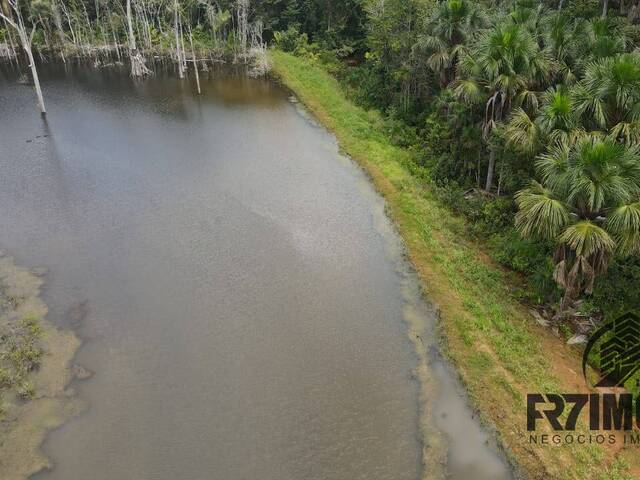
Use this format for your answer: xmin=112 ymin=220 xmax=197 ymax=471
xmin=582 ymin=312 xmax=640 ymax=388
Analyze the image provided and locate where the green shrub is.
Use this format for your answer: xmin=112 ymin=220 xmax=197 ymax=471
xmin=385 ymin=107 xmax=420 ymax=147
xmin=20 ymin=315 xmax=42 ymax=338
xmin=273 ymin=27 xmax=311 ymax=55
xmin=17 ymin=381 xmax=35 ymax=400
xmin=0 ymin=368 xmax=13 ymax=388
xmin=9 ymin=342 xmax=43 ymax=372
xmin=592 ymin=258 xmax=640 ymax=320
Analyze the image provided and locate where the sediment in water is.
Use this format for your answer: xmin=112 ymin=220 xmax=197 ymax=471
xmin=0 ymin=254 xmax=83 ymax=480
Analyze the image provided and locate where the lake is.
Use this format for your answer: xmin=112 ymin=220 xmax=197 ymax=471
xmin=0 ymin=62 xmax=510 ymax=480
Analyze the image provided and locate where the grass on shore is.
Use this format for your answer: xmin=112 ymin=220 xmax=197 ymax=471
xmin=269 ymin=49 xmax=639 ymax=480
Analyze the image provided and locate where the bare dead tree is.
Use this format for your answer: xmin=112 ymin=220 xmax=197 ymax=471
xmin=126 ymin=0 xmax=150 ymax=76
xmin=187 ymin=22 xmax=200 ymax=94
xmin=173 ymin=0 xmax=185 ymax=78
xmin=235 ymin=0 xmax=247 ymax=56
xmin=51 ymin=0 xmax=67 ymax=62
xmin=0 ymin=0 xmax=46 ymax=113
xmin=247 ymin=18 xmax=268 ymax=77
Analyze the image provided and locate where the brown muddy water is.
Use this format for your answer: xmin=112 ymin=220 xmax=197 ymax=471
xmin=0 ymin=63 xmax=512 ymax=480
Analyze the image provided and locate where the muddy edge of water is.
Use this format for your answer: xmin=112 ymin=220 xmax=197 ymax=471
xmin=290 ymin=100 xmax=513 ymax=480
xmin=0 ymin=255 xmax=83 ymax=480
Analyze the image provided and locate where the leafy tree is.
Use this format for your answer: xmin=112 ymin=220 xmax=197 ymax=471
xmin=363 ymin=0 xmax=430 ymax=115
xmin=575 ymin=17 xmax=628 ymax=69
xmin=455 ymin=21 xmax=553 ymax=191
xmin=416 ymin=0 xmax=486 ymax=87
xmin=505 ymin=85 xmax=582 ymax=154
xmin=515 ymin=136 xmax=640 ymax=307
xmin=573 ymin=52 xmax=640 ymax=144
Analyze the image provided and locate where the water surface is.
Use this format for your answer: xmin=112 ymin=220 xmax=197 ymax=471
xmin=0 ymin=63 xmax=510 ymax=480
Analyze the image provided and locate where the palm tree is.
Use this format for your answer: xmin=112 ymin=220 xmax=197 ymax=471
xmin=572 ymin=52 xmax=640 ymax=144
xmin=417 ymin=0 xmax=486 ymax=86
xmin=542 ymin=12 xmax=579 ymax=84
xmin=505 ymin=85 xmax=583 ymax=154
xmin=454 ymin=21 xmax=553 ymax=191
xmin=575 ymin=17 xmax=627 ymax=70
xmin=515 ymin=136 xmax=640 ymax=308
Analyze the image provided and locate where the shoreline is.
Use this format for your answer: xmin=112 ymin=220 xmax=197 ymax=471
xmin=320 ymin=127 xmax=513 ymax=479
xmin=0 ymin=254 xmax=83 ymax=480
xmin=269 ymin=50 xmax=640 ymax=479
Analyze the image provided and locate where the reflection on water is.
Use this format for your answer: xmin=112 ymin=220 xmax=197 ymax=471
xmin=0 ymin=62 xmax=510 ymax=480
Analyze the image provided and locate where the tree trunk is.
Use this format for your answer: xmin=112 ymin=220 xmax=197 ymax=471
xmin=2 ymin=16 xmax=19 ymax=67
xmin=602 ymin=0 xmax=609 ymax=17
xmin=179 ymin=19 xmax=187 ymax=71
xmin=51 ymin=1 xmax=67 ymax=61
xmin=497 ymin=157 xmax=504 ymax=196
xmin=485 ymin=148 xmax=496 ymax=192
xmin=236 ymin=0 xmax=248 ymax=55
xmin=188 ymin=25 xmax=200 ymax=94
xmin=126 ymin=0 xmax=136 ymax=51
xmin=1 ymin=6 xmax=46 ymax=114
xmin=21 ymin=31 xmax=46 ymax=114
xmin=126 ymin=0 xmax=150 ymax=77
xmin=174 ymin=1 xmax=185 ymax=79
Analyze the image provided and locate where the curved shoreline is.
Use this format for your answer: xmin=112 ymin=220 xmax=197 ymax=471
xmin=268 ymin=50 xmax=640 ymax=479
xmin=282 ymin=60 xmax=513 ymax=479
xmin=0 ymin=254 xmax=83 ymax=480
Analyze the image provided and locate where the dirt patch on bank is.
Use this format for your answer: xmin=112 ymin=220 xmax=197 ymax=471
xmin=0 ymin=254 xmax=83 ymax=480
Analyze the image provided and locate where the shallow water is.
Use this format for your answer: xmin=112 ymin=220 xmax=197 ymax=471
xmin=0 ymin=63 xmax=511 ymax=480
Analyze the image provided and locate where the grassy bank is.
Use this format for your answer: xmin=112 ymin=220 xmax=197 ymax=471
xmin=269 ymin=50 xmax=640 ymax=480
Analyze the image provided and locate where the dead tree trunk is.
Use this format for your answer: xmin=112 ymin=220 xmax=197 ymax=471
xmin=173 ymin=0 xmax=185 ymax=78
xmin=126 ymin=0 xmax=150 ymax=77
xmin=1 ymin=15 xmax=19 ymax=66
xmin=51 ymin=0 xmax=67 ymax=62
xmin=236 ymin=0 xmax=248 ymax=56
xmin=485 ymin=148 xmax=496 ymax=192
xmin=0 ymin=1 xmax=46 ymax=114
xmin=188 ymin=24 xmax=200 ymax=94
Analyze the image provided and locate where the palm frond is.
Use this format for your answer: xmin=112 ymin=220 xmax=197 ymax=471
xmin=606 ymin=203 xmax=640 ymax=255
xmin=535 ymin=140 xmax=571 ymax=194
xmin=558 ymin=221 xmax=615 ymax=258
xmin=504 ymin=107 xmax=539 ymax=153
xmin=452 ymin=78 xmax=484 ymax=104
xmin=515 ymin=181 xmax=571 ymax=239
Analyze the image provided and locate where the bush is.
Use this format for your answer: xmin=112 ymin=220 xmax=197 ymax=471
xmin=385 ymin=107 xmax=420 ymax=147
xmin=423 ymin=107 xmax=484 ymax=186
xmin=17 ymin=381 xmax=35 ymax=400
xmin=592 ymin=257 xmax=640 ymax=321
xmin=489 ymin=230 xmax=559 ymax=304
xmin=335 ymin=63 xmax=394 ymax=111
xmin=273 ymin=27 xmax=314 ymax=57
xmin=0 ymin=368 xmax=12 ymax=388
xmin=9 ymin=341 xmax=43 ymax=372
xmin=433 ymin=186 xmax=516 ymax=235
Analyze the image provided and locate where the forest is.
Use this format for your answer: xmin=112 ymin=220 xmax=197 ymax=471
xmin=2 ymin=0 xmax=640 ymax=330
